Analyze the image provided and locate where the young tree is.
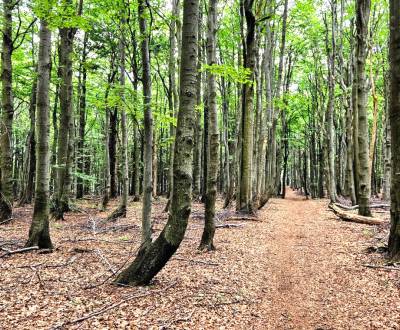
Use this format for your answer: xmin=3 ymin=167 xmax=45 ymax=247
xmin=388 ymin=0 xmax=400 ymax=260
xmin=114 ymin=0 xmax=199 ymax=285
xmin=199 ymin=0 xmax=218 ymax=251
xmin=26 ymin=19 xmax=53 ymax=249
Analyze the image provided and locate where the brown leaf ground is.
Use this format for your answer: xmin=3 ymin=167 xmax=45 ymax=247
xmin=0 ymin=189 xmax=399 ymax=329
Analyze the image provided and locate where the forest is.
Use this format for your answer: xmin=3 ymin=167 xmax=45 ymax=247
xmin=1 ymin=0 xmax=400 ymax=328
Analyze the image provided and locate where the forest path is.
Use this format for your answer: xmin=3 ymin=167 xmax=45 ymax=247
xmin=252 ymin=188 xmax=398 ymax=329
xmin=1 ymin=189 xmax=399 ymax=329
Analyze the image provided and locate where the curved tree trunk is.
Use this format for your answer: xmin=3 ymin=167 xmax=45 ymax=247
xmin=114 ymin=0 xmax=199 ymax=285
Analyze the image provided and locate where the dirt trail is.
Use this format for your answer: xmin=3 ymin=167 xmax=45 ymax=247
xmin=253 ymin=189 xmax=399 ymax=329
xmin=1 ymin=189 xmax=399 ymax=329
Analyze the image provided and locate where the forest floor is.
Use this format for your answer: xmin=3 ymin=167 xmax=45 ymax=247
xmin=0 ymin=189 xmax=399 ymax=329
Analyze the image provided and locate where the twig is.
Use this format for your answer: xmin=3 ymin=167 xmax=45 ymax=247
xmin=51 ymin=282 xmax=177 ymax=329
xmin=216 ymin=223 xmax=245 ymax=228
xmin=0 ymin=246 xmax=39 ymax=258
xmin=95 ymin=248 xmax=117 ymax=275
xmin=0 ymin=218 xmax=13 ymax=225
xmin=173 ymin=257 xmax=219 ymax=266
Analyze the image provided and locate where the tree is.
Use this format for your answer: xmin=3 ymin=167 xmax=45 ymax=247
xmin=237 ymin=0 xmax=256 ymax=213
xmin=114 ymin=0 xmax=199 ymax=285
xmin=52 ymin=0 xmax=83 ymax=220
xmin=26 ymin=19 xmax=53 ymax=249
xmin=0 ymin=0 xmax=15 ymax=222
xmin=388 ymin=0 xmax=400 ymax=260
xmin=139 ymin=0 xmax=153 ymax=245
xmin=199 ymin=0 xmax=218 ymax=251
xmin=355 ymin=0 xmax=371 ymax=217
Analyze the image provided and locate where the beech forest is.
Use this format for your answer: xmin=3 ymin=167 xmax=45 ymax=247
xmin=1 ymin=0 xmax=400 ymax=328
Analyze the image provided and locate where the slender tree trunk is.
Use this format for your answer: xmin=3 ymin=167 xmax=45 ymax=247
xmin=166 ymin=0 xmax=180 ymax=205
xmin=26 ymin=20 xmax=53 ymax=249
xmin=383 ymin=77 xmax=391 ymax=201
xmin=237 ymin=0 xmax=256 ymax=213
xmin=108 ymin=19 xmax=129 ymax=221
xmin=355 ymin=0 xmax=371 ymax=216
xmin=138 ymin=0 xmax=153 ymax=245
xmin=0 ymin=0 xmax=14 ymax=222
xmin=200 ymin=0 xmax=218 ymax=251
xmin=388 ymin=0 xmax=400 ymax=260
xmin=52 ymin=17 xmax=77 ymax=220
xmin=114 ymin=0 xmax=199 ymax=285
xmin=19 ymin=73 xmax=38 ymax=205
xmin=76 ymin=32 xmax=88 ymax=199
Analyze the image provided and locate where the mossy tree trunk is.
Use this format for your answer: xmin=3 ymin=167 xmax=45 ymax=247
xmin=114 ymin=0 xmax=199 ymax=285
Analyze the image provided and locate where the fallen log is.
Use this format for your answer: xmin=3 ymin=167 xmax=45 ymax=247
xmin=216 ymin=223 xmax=244 ymax=229
xmin=334 ymin=202 xmax=390 ymax=211
xmin=328 ymin=203 xmax=385 ymax=226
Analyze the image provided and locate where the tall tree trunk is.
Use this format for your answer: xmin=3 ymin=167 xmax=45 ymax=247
xmin=324 ymin=2 xmax=337 ymax=203
xmin=114 ymin=0 xmax=199 ymax=285
xmin=76 ymin=32 xmax=88 ymax=199
xmin=237 ymin=0 xmax=256 ymax=213
xmin=0 ymin=0 xmax=14 ymax=222
xmin=19 ymin=73 xmax=37 ymax=206
xmin=108 ymin=19 xmax=129 ymax=221
xmin=200 ymin=0 xmax=218 ymax=251
xmin=382 ymin=76 xmax=391 ymax=201
xmin=138 ymin=0 xmax=153 ymax=245
xmin=52 ymin=10 xmax=78 ymax=220
xmin=166 ymin=0 xmax=180 ymax=205
xmin=355 ymin=0 xmax=371 ymax=216
xmin=26 ymin=20 xmax=53 ymax=249
xmin=388 ymin=0 xmax=400 ymax=260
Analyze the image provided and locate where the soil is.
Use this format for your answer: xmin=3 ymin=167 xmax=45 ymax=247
xmin=0 ymin=189 xmax=399 ymax=329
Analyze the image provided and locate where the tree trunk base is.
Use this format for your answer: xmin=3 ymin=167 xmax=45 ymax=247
xmin=107 ymin=204 xmax=127 ymax=222
xmin=0 ymin=200 xmax=12 ymax=223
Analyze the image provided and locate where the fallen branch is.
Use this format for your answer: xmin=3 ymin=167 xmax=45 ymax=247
xmin=215 ymin=223 xmax=244 ymax=229
xmin=328 ymin=203 xmax=385 ymax=226
xmin=51 ymin=282 xmax=176 ymax=329
xmin=173 ymin=257 xmax=219 ymax=266
xmin=0 ymin=246 xmax=39 ymax=258
xmin=0 ymin=218 xmax=13 ymax=225
xmin=362 ymin=264 xmax=400 ymax=271
xmin=334 ymin=203 xmax=390 ymax=211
